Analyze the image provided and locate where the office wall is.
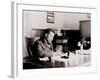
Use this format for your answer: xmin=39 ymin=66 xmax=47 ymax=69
xmin=24 ymin=11 xmax=89 ymax=37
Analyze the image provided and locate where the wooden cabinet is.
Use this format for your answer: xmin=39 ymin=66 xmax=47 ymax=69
xmin=80 ymin=20 xmax=91 ymax=38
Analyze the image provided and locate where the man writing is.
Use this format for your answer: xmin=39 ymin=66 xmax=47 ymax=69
xmin=31 ymin=29 xmax=55 ymax=62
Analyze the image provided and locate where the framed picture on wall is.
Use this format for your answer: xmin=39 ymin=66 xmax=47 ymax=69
xmin=11 ymin=1 xmax=97 ymax=78
xmin=47 ymin=11 xmax=54 ymax=23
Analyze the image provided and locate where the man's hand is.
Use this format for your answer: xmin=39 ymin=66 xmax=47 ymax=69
xmin=53 ymin=51 xmax=62 ymax=56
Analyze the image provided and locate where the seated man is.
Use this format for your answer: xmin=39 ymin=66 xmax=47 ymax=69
xmin=31 ymin=29 xmax=55 ymax=63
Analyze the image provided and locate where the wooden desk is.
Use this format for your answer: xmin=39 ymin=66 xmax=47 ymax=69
xmin=51 ymin=50 xmax=91 ymax=67
xmin=23 ymin=49 xmax=91 ymax=69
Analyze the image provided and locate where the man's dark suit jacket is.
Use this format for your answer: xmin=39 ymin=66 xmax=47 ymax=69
xmin=31 ymin=39 xmax=54 ymax=58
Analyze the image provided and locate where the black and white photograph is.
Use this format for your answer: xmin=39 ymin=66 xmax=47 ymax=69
xmin=23 ymin=10 xmax=91 ymax=69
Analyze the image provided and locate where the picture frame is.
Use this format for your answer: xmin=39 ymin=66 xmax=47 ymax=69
xmin=11 ymin=1 xmax=97 ymax=78
xmin=47 ymin=11 xmax=54 ymax=23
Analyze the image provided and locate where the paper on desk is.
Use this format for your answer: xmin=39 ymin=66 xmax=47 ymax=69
xmin=53 ymin=51 xmax=62 ymax=56
xmin=39 ymin=57 xmax=49 ymax=61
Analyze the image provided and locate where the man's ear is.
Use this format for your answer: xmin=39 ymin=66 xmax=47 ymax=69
xmin=45 ymin=33 xmax=48 ymax=37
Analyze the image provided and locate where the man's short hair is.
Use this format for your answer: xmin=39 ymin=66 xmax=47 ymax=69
xmin=41 ymin=28 xmax=55 ymax=40
xmin=44 ymin=28 xmax=55 ymax=34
